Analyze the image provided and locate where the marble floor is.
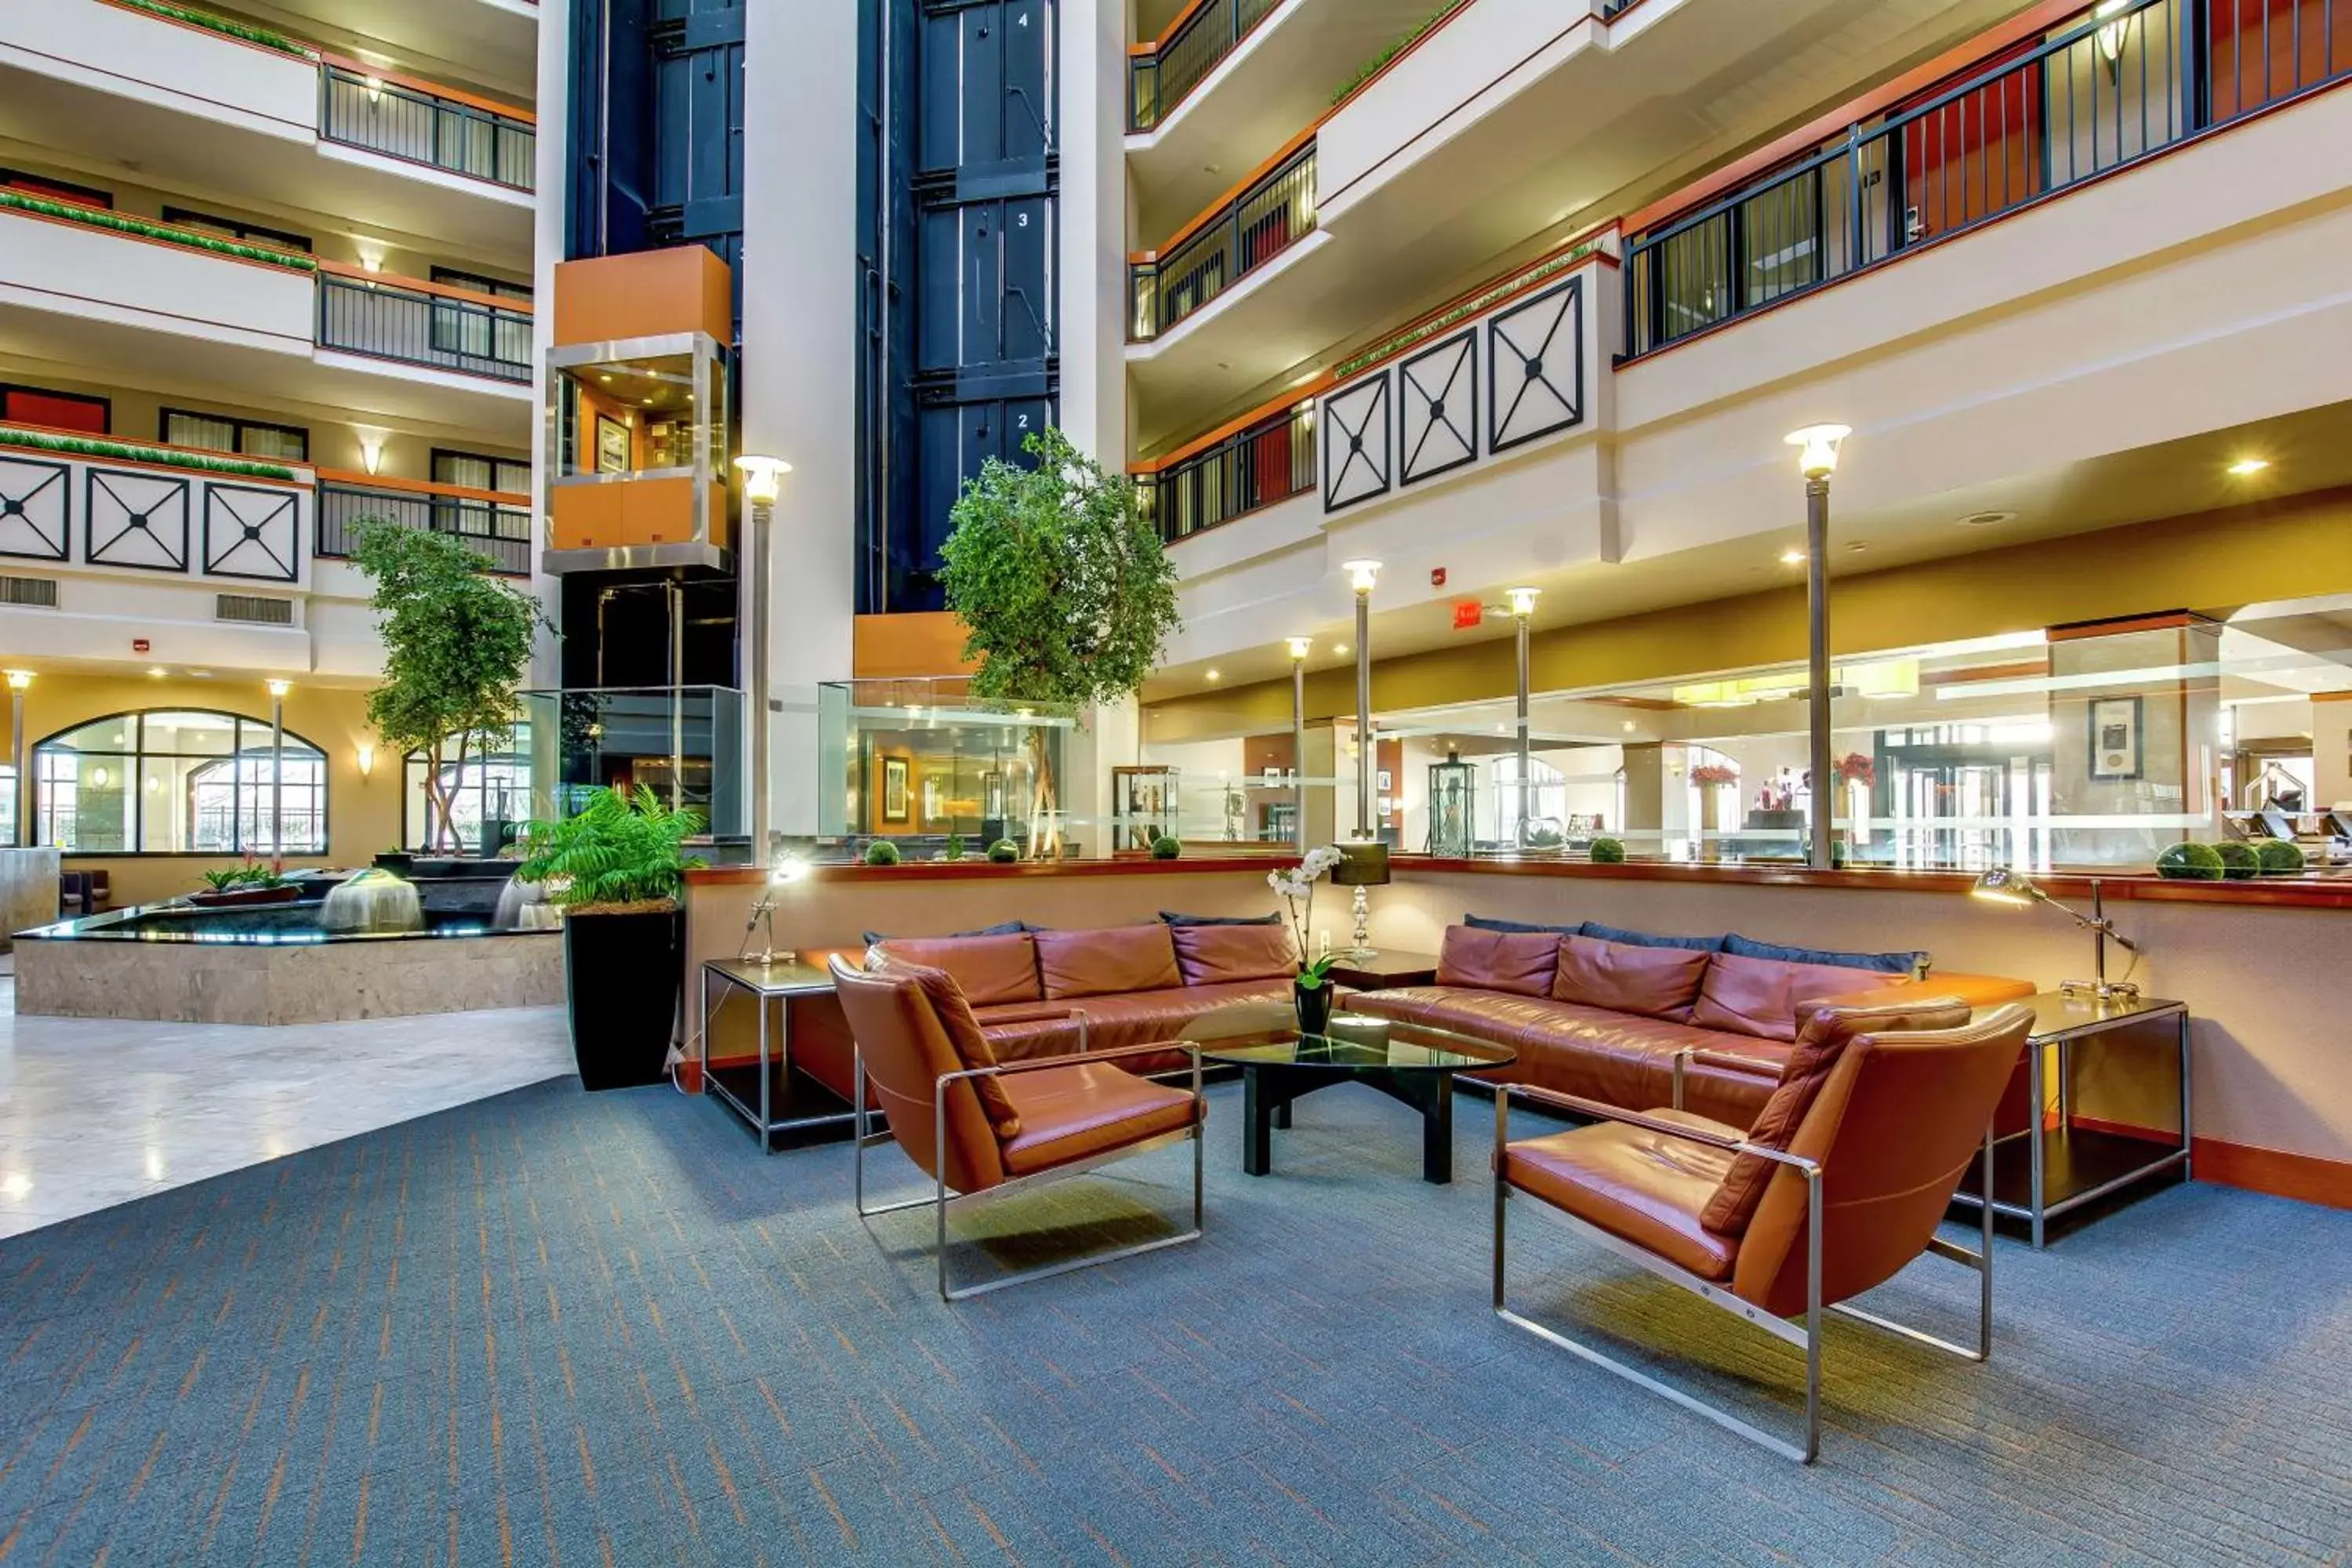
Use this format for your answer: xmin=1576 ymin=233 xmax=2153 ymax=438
xmin=0 ymin=954 xmax=575 ymax=1238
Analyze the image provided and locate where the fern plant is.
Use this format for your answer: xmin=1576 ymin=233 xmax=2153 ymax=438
xmin=515 ymin=786 xmax=706 ymax=913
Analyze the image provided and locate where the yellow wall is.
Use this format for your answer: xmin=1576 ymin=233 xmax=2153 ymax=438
xmin=2 ymin=674 xmax=397 ymax=909
xmin=1147 ymin=487 xmax=2352 ymax=739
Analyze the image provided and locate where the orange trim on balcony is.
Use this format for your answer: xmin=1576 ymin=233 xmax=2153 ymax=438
xmin=314 ymin=259 xmax=534 ymax=313
xmin=314 ymin=51 xmax=536 ymax=125
xmin=313 ymin=467 xmax=525 ymax=505
xmin=1130 ymin=0 xmax=1221 ymax=58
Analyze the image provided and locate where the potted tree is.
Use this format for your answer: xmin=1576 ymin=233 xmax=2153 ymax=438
xmin=517 ymin=786 xmax=706 ymax=1090
xmin=939 ymin=428 xmax=1182 ymax=858
xmin=351 ymin=521 xmax=545 ymax=857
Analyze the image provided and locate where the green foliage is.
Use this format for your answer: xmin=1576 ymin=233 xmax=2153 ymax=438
xmin=1149 ymin=834 xmax=1181 ymax=860
xmin=942 ymin=833 xmax=967 ymax=862
xmin=200 ymin=858 xmax=286 ymax=892
xmin=0 ymin=191 xmax=318 ymax=270
xmin=1588 ymin=837 xmax=1625 ymax=864
xmin=1329 ymin=0 xmax=1467 ymax=104
xmin=2212 ymin=840 xmax=2260 ymax=880
xmin=988 ymin=838 xmax=1020 ymax=864
xmin=2155 ymin=842 xmax=2224 ymax=880
xmin=1294 ymin=953 xmax=1338 ymax=991
xmin=118 ymin=0 xmax=305 ymax=52
xmin=515 ymin=786 xmax=704 ymax=910
xmin=0 ymin=425 xmax=297 ymax=480
xmin=864 ymin=840 xmax=902 ymax=867
xmin=2255 ymin=838 xmax=2307 ymax=874
xmin=938 ymin=428 xmax=1181 ymax=710
xmin=353 ymin=520 xmax=545 ymax=851
xmin=1524 ymin=826 xmax=1564 ymax=848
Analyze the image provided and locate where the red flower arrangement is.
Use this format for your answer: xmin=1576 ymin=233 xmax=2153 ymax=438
xmin=1835 ymin=753 xmax=1875 ymax=787
xmin=1690 ymin=764 xmax=1740 ymax=786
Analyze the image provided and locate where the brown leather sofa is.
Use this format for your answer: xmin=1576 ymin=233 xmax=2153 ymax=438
xmin=789 ymin=920 xmax=1298 ymax=1108
xmin=1348 ymin=924 xmax=2035 ymax=1128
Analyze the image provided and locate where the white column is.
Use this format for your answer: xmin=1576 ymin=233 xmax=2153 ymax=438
xmin=525 ymin=0 xmax=569 ymax=688
xmin=742 ymin=4 xmax=862 ymax=837
xmin=1055 ymin=0 xmax=1131 ymax=467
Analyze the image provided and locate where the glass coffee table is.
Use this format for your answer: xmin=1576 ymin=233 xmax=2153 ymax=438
xmin=1181 ymin=1000 xmax=1517 ymax=1184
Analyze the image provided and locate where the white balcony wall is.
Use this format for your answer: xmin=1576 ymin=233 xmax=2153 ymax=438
xmin=0 ymin=213 xmax=314 ymax=358
xmin=0 ymin=0 xmax=317 ymax=142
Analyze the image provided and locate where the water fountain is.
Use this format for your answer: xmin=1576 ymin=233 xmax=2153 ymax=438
xmin=318 ymin=868 xmax=426 ymax=935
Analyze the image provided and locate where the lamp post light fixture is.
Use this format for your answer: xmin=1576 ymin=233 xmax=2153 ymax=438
xmin=1970 ymin=867 xmax=2141 ymax=999
xmin=1784 ymin=424 xmax=1849 ymax=869
xmin=734 ymin=454 xmax=793 ymax=865
xmin=4 ymin=670 xmax=28 ymax=848
xmin=1284 ymin=635 xmax=1313 ymax=851
xmin=1339 ymin=560 xmax=1381 ymax=839
xmin=266 ymin=679 xmax=291 ymax=859
xmin=1504 ymin=586 xmax=1540 ymax=844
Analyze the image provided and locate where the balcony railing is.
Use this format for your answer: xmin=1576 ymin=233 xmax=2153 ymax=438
xmin=316 ymin=271 xmax=532 ymax=382
xmin=1139 ymin=398 xmax=1316 ymax=543
xmin=1131 ymin=141 xmax=1317 ymax=340
xmin=1624 ymin=0 xmax=2352 ymax=356
xmin=1130 ymin=0 xmax=1286 ymax=131
xmin=320 ymin=64 xmax=535 ymax=191
xmin=316 ymin=477 xmax=531 ymax=575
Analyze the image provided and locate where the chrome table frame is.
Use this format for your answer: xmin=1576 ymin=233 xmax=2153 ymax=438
xmin=854 ymin=1039 xmax=1206 ymax=1302
xmin=1490 ymin=1083 xmax=1994 ymax=1465
xmin=699 ymin=958 xmax=852 ymax=1153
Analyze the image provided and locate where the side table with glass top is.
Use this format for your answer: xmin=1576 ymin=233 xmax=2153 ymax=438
xmin=1950 ymin=991 xmax=2190 ymax=1246
xmin=699 ymin=957 xmax=858 ymax=1153
xmin=1181 ymin=1000 xmax=1515 ymax=1184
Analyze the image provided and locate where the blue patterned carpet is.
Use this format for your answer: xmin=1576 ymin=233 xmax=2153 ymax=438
xmin=2 ymin=1073 xmax=2348 ymax=1566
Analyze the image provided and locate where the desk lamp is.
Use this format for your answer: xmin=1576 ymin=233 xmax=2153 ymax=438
xmin=1969 ymin=868 xmax=2140 ymax=1000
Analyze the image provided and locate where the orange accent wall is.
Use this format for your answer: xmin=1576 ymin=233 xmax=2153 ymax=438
xmin=853 ymin=612 xmax=978 ymax=678
xmin=552 ymin=249 xmax=733 ymax=347
xmin=551 ymin=480 xmax=727 ymax=550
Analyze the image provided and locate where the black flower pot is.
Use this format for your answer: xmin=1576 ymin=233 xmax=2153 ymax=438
xmin=561 ymin=906 xmax=684 ymax=1091
xmin=1294 ymin=979 xmax=1334 ymax=1037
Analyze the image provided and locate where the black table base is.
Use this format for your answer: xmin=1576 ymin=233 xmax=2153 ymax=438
xmin=1240 ymin=1064 xmax=1456 ymax=1183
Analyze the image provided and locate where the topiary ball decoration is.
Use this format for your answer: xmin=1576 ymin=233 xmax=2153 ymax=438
xmin=1589 ymin=837 xmax=1625 ymax=864
xmin=2254 ymin=838 xmax=2305 ymax=874
xmin=1149 ymin=834 xmax=1181 ymax=860
xmin=2212 ymin=840 xmax=2259 ymax=880
xmin=864 ymin=840 xmax=902 ymax=867
xmin=2154 ymin=842 xmax=2224 ymax=880
xmin=987 ymin=838 xmax=1020 ymax=864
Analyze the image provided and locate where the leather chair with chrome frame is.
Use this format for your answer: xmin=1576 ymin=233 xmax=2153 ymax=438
xmin=828 ymin=954 xmax=1207 ymax=1302
xmin=1491 ymin=996 xmax=2035 ymax=1462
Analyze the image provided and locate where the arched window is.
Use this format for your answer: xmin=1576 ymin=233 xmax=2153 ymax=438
xmin=402 ymin=726 xmax=532 ymax=852
xmin=34 ymin=710 xmax=327 ymax=854
xmin=1493 ymin=754 xmax=1570 ymax=844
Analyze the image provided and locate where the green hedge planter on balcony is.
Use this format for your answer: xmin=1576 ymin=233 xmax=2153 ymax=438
xmin=0 ymin=427 xmax=297 ymax=481
xmin=0 ymin=191 xmax=320 ymax=270
xmin=115 ymin=0 xmax=307 ymax=56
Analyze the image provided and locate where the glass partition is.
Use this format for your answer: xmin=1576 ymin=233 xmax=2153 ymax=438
xmin=816 ymin=678 xmax=1074 ymax=857
xmin=516 ymin=686 xmax=745 ymax=843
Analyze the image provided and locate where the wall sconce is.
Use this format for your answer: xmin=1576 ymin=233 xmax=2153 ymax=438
xmin=364 ymin=75 xmax=385 ymax=103
xmin=356 ymin=245 xmax=384 ymax=274
xmin=354 ymin=429 xmax=387 ymax=474
xmin=356 ymin=742 xmax=375 ymax=778
xmin=2093 ymin=0 xmax=2129 ymax=69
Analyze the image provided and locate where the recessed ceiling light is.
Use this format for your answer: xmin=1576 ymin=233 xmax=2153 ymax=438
xmin=1846 ymin=541 xmax=1868 ymax=553
xmin=2227 ymin=458 xmax=2270 ymax=476
xmin=1622 ymin=720 xmax=1635 ymax=732
xmin=1332 ymin=643 xmax=1349 ymax=656
xmin=147 ymin=666 xmax=166 ymax=678
xmin=1958 ymin=510 xmax=2014 ymax=528
xmin=1779 ymin=549 xmax=1806 ymax=565
xmin=597 ymin=373 xmax=612 ymax=383
xmin=1205 ymin=668 xmax=1221 ymax=682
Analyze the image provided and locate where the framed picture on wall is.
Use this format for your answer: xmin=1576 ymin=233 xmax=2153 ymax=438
xmin=593 ymin=414 xmax=630 ymax=475
xmin=1261 ymin=766 xmax=1283 ymax=789
xmin=1377 ymin=769 xmax=1393 ymax=793
xmin=881 ymin=756 xmax=910 ymax=822
xmin=2088 ymin=695 xmax=2143 ymax=781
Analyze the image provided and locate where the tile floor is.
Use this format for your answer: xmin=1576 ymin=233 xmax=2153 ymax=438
xmin=0 ymin=953 xmax=575 ymax=1238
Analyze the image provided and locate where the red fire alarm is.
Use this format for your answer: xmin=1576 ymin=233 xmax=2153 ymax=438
xmin=1429 ymin=567 xmax=1448 ymax=587
xmin=1452 ymin=599 xmax=1483 ymax=631
xmin=132 ymin=638 xmax=151 ymax=655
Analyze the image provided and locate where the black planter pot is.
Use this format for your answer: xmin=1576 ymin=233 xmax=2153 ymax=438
xmin=561 ymin=906 xmax=684 ymax=1091
xmin=1294 ymin=978 xmax=1335 ymax=1037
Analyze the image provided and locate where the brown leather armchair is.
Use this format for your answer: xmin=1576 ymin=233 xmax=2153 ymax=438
xmin=829 ymin=955 xmax=1207 ymax=1301
xmin=1492 ymin=996 xmax=2035 ymax=1462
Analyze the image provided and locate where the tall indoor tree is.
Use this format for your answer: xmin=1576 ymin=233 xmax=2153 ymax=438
xmin=939 ymin=427 xmax=1182 ymax=855
xmin=352 ymin=521 xmax=548 ymax=852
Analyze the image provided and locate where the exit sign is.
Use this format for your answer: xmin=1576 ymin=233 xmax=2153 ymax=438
xmin=1452 ymin=600 xmax=1483 ymax=630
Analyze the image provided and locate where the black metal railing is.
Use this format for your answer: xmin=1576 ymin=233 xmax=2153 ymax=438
xmin=316 ymin=480 xmax=532 ymax=575
xmin=316 ymin=274 xmax=532 ymax=382
xmin=320 ymin=65 xmax=535 ymax=191
xmin=1623 ymin=0 xmax=2350 ymax=356
xmin=1140 ymin=399 xmax=1316 ymax=543
xmin=1131 ymin=142 xmax=1316 ymax=340
xmin=1130 ymin=0 xmax=1286 ymax=130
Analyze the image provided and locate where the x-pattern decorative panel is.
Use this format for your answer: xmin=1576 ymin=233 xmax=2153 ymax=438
xmin=1321 ymin=374 xmax=1391 ymax=512
xmin=1487 ymin=278 xmax=1583 ymax=453
xmin=1399 ymin=329 xmax=1477 ymax=486
xmin=0 ymin=457 xmax=70 ymax=561
xmin=202 ymin=485 xmax=299 ymax=583
xmin=85 ymin=467 xmax=189 ymax=572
